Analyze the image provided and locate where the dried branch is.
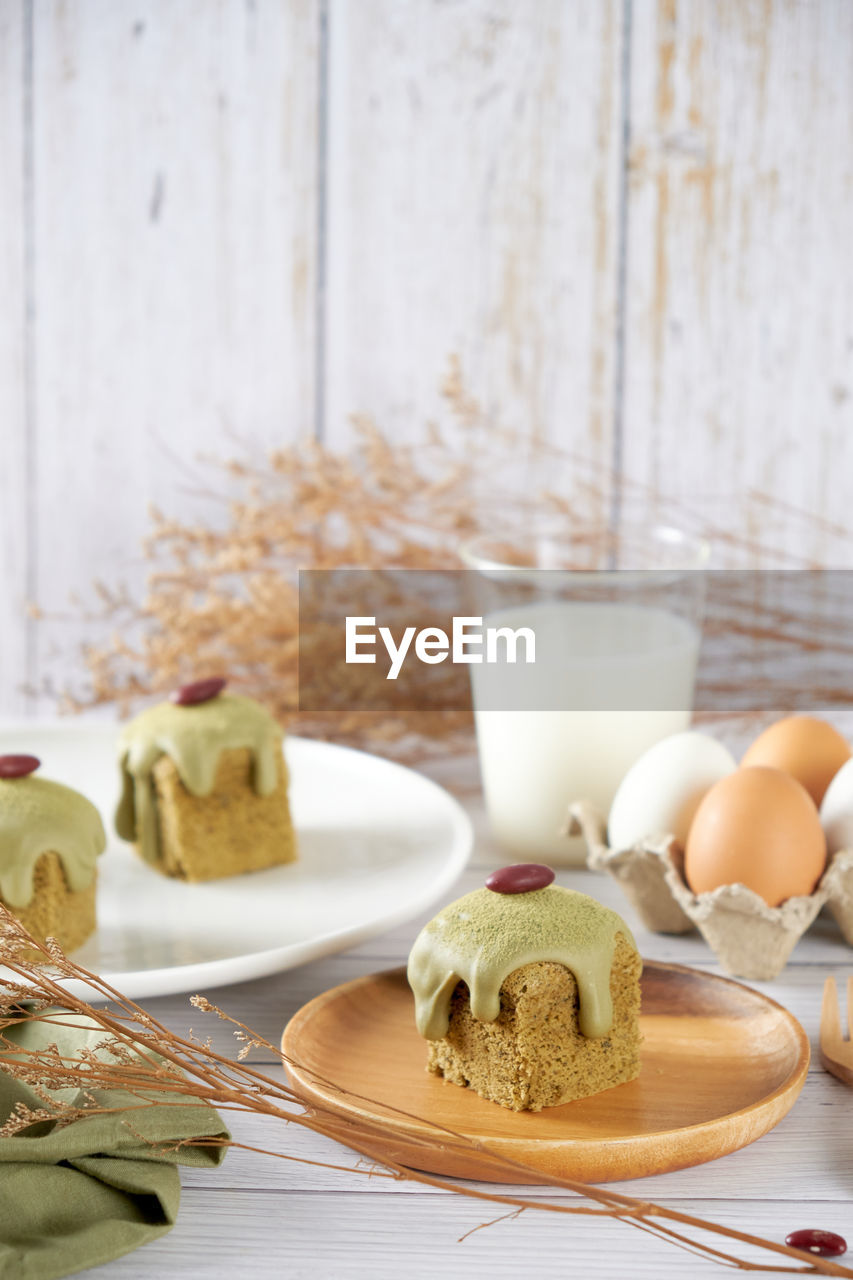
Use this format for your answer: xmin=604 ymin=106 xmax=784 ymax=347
xmin=43 ymin=358 xmax=853 ymax=761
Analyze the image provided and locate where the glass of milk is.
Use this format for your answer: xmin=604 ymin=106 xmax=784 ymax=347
xmin=460 ymin=524 xmax=710 ymax=863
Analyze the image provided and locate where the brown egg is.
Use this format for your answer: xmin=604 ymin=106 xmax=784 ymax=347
xmin=684 ymin=766 xmax=826 ymax=907
xmin=741 ymin=715 xmax=851 ymax=807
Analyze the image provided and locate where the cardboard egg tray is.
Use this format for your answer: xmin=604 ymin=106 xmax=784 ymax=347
xmin=568 ymin=800 xmax=853 ymax=981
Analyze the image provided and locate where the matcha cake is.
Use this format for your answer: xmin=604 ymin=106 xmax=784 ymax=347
xmin=407 ymin=864 xmax=642 ymax=1111
xmin=0 ymin=754 xmax=105 ymax=959
xmin=115 ymin=678 xmax=296 ymax=880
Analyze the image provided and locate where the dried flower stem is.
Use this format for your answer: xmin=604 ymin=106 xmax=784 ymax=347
xmin=0 ymin=911 xmax=848 ymax=1277
xmin=45 ymin=359 xmax=853 ymax=761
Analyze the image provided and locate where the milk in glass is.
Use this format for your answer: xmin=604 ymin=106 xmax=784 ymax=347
xmin=471 ymin=601 xmax=700 ymax=861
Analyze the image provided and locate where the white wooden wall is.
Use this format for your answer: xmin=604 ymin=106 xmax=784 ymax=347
xmin=2 ymin=0 xmax=853 ymax=715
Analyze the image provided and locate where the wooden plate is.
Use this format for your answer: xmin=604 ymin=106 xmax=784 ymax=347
xmin=281 ymin=962 xmax=809 ymax=1184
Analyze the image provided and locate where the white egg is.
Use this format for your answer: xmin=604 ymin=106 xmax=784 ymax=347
xmin=607 ymin=731 xmax=737 ymax=850
xmin=819 ymin=757 xmax=853 ymax=854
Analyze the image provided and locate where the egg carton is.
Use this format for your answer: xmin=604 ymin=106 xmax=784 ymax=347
xmin=567 ymin=800 xmax=853 ymax=981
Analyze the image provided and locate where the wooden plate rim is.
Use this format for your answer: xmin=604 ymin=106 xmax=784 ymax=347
xmin=282 ymin=960 xmax=810 ymax=1171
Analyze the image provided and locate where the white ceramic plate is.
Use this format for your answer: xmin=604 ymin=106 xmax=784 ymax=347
xmin=0 ymin=722 xmax=472 ymax=1000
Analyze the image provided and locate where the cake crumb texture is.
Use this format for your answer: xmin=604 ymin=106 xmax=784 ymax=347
xmin=149 ymin=747 xmax=296 ymax=880
xmin=426 ymin=935 xmax=642 ymax=1111
xmin=2 ymin=851 xmax=96 ymax=962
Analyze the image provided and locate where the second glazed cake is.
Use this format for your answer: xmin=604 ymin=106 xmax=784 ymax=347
xmin=115 ymin=680 xmax=296 ymax=880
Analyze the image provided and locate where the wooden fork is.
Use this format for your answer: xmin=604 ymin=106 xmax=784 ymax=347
xmin=820 ymin=977 xmax=853 ymax=1086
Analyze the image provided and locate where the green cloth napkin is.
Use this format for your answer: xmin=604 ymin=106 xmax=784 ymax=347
xmin=0 ymin=1010 xmax=230 ymax=1280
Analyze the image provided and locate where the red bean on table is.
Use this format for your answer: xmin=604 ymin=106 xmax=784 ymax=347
xmin=785 ymin=1229 xmax=847 ymax=1258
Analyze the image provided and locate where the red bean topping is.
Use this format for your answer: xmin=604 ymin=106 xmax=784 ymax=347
xmin=485 ymin=864 xmax=556 ymax=894
xmin=786 ymin=1229 xmax=847 ymax=1258
xmin=0 ymin=755 xmax=40 ymax=779
xmin=170 ymin=677 xmax=228 ymax=707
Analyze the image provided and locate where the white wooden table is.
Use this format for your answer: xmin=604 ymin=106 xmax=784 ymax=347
xmin=76 ymin=758 xmax=853 ymax=1280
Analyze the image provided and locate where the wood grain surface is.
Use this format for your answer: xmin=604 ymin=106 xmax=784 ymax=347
xmin=3 ymin=0 xmax=321 ymax=711
xmin=4 ymin=1 xmax=853 ymax=714
xmin=622 ymin=0 xmax=853 ymax=564
xmin=0 ymin=3 xmax=30 ymax=715
xmin=323 ymin=0 xmax=623 ymax=461
xmin=282 ymin=961 xmax=808 ymax=1183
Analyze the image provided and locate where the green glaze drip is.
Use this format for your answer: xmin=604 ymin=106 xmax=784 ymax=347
xmin=0 ymin=776 xmax=105 ymax=908
xmin=407 ymin=885 xmax=636 ymax=1041
xmin=115 ymin=693 xmax=282 ymax=865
